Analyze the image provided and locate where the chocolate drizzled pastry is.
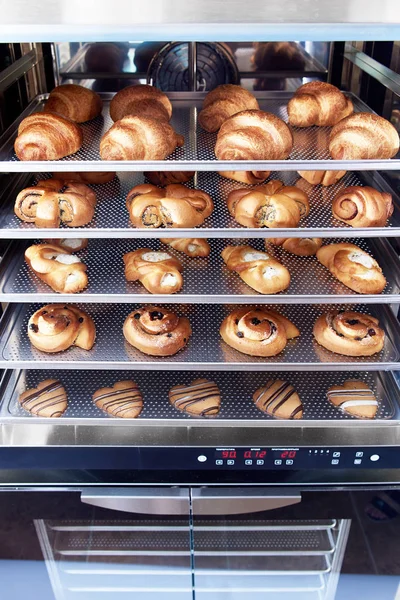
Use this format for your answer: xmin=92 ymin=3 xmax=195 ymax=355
xmin=253 ymin=379 xmax=303 ymax=419
xmin=169 ymin=378 xmax=221 ymax=417
xmin=19 ymin=379 xmax=68 ymax=417
xmin=93 ymin=380 xmax=143 ymax=418
xmin=327 ymin=379 xmax=378 ymax=419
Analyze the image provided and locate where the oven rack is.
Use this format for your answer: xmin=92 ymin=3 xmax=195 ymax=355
xmin=0 ymin=302 xmax=399 ymax=372
xmin=2 ymin=169 xmax=400 ymax=239
xmin=2 ymin=237 xmax=399 ymax=305
xmin=1 ymin=91 xmax=399 ymax=172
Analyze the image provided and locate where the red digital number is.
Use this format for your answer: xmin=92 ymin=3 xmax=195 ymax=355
xmin=222 ymin=451 xmax=229 ymax=459
xmin=244 ymin=451 xmax=252 ymax=459
xmin=288 ymin=451 xmax=296 ymax=459
xmin=258 ymin=451 xmax=266 ymax=459
xmin=281 ymin=451 xmax=288 ymax=459
xmin=229 ymin=451 xmax=237 ymax=459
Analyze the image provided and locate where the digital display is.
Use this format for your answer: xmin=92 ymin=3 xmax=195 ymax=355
xmin=215 ymin=448 xmax=268 ymax=461
xmin=280 ymin=450 xmax=297 ymax=459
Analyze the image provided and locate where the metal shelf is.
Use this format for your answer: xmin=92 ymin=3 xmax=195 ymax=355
xmin=1 ymin=237 xmax=399 ymax=305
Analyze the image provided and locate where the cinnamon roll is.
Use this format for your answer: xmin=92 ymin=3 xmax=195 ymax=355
xmin=332 ymin=186 xmax=393 ymax=228
xmin=313 ymin=310 xmax=385 ymax=356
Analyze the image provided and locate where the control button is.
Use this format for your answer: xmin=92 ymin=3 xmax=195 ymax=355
xmin=286 ymin=460 xmax=294 ymax=465
xmin=274 ymin=459 xmax=282 ymax=466
xmin=370 ymin=454 xmax=380 ymax=462
xmin=331 ymin=459 xmax=339 ymax=465
xmin=197 ymin=455 xmax=207 ymax=463
xmin=356 ymin=452 xmax=364 ymax=458
xmin=354 ymin=459 xmax=362 ymax=465
xmin=245 ymin=459 xmax=253 ymax=466
xmin=227 ymin=460 xmax=235 ymax=466
xmin=333 ymin=452 xmax=341 ymax=458
xmin=215 ymin=460 xmax=223 ymax=465
xmin=256 ymin=460 xmax=264 ymax=465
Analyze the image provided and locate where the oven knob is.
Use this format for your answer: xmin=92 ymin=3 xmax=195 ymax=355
xmin=370 ymin=454 xmax=380 ymax=462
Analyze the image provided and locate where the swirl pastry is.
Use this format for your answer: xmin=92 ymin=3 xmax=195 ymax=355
xmin=14 ymin=113 xmax=83 ymax=161
xmin=144 ymin=171 xmax=195 ymax=186
xmin=313 ymin=310 xmax=385 ymax=356
xmin=316 ymin=243 xmax=386 ymax=294
xmin=219 ymin=171 xmax=271 ymax=185
xmin=220 ymin=307 xmax=300 ymax=357
xmin=297 ymin=170 xmax=346 ymax=186
xmin=160 ymin=238 xmax=211 ymax=258
xmin=123 ymin=249 xmax=183 ymax=294
xmin=222 ymin=245 xmax=290 ymax=294
xmin=110 ymin=84 xmax=172 ymax=122
xmin=169 ymin=378 xmax=221 ymax=417
xmin=287 ymin=81 xmax=353 ymax=127
xmin=332 ymin=186 xmax=393 ymax=228
xmin=126 ymin=183 xmax=213 ymax=228
xmin=93 ymin=380 xmax=143 ymax=418
xmin=199 ymin=84 xmax=259 ymax=132
xmin=25 ymin=243 xmax=88 ymax=294
xmin=123 ymin=306 xmax=191 ymax=356
xmin=253 ymin=380 xmax=303 ymax=419
xmin=28 ymin=304 xmax=96 ymax=353
xmin=44 ymin=84 xmax=102 ymax=122
xmin=327 ymin=380 xmax=378 ymax=419
xmin=268 ymin=238 xmax=323 ymax=256
xmin=226 ymin=180 xmax=310 ymax=228
xmin=19 ymin=379 xmax=68 ymax=418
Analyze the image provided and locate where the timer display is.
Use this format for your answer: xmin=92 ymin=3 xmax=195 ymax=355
xmin=280 ymin=450 xmax=297 ymax=459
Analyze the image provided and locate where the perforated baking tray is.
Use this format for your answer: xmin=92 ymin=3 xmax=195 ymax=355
xmin=0 ymin=302 xmax=399 ymax=371
xmin=0 ymin=92 xmax=399 ymax=172
xmin=1 ymin=169 xmax=400 ymax=239
xmin=1 ymin=237 xmax=399 ymax=304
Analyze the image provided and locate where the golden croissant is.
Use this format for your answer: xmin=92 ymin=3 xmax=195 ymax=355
xmin=199 ymin=84 xmax=259 ymax=132
xmin=123 ymin=248 xmax=183 ymax=294
xmin=332 ymin=186 xmax=393 ymax=227
xmin=288 ymin=81 xmax=353 ymax=127
xmin=297 ymin=170 xmax=346 ymax=186
xmin=110 ymin=84 xmax=172 ymax=122
xmin=14 ymin=113 xmax=83 ymax=161
xmin=43 ymin=84 xmax=102 ymax=122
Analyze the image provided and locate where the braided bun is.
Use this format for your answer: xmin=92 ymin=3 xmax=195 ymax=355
xmin=313 ymin=310 xmax=384 ymax=356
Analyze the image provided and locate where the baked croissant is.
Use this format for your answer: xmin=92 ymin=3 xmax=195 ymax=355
xmin=14 ymin=113 xmax=83 ymax=161
xmin=160 ymin=238 xmax=211 ymax=257
xmin=269 ymin=238 xmax=323 ymax=256
xmin=215 ymin=110 xmax=293 ymax=160
xmin=329 ymin=113 xmax=400 ymax=160
xmin=100 ymin=116 xmax=184 ymax=161
xmin=226 ymin=180 xmax=310 ymax=228
xmin=144 ymin=171 xmax=194 ymax=186
xmin=297 ymin=170 xmax=346 ymax=186
xmin=43 ymin=84 xmax=102 ymax=122
xmin=288 ymin=81 xmax=353 ymax=127
xmin=14 ymin=179 xmax=96 ymax=228
xmin=219 ymin=171 xmax=271 ymax=185
xmin=123 ymin=249 xmax=183 ymax=294
xmin=316 ymin=243 xmax=386 ymax=294
xmin=332 ymin=186 xmax=393 ymax=227
xmin=220 ymin=307 xmax=300 ymax=357
xmin=25 ymin=243 xmax=88 ymax=294
xmin=110 ymin=84 xmax=172 ymax=122
xmin=28 ymin=304 xmax=96 ymax=353
xmin=222 ymin=245 xmax=290 ymax=294
xmin=126 ymin=183 xmax=213 ymax=228
xmin=313 ymin=310 xmax=385 ymax=356
xmin=199 ymin=84 xmax=259 ymax=132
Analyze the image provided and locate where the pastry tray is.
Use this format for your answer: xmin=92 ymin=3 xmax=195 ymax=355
xmin=1 ymin=237 xmax=400 ymax=304
xmin=0 ymin=302 xmax=399 ymax=371
xmin=1 ymin=169 xmax=400 ymax=239
xmin=0 ymin=91 xmax=399 ymax=172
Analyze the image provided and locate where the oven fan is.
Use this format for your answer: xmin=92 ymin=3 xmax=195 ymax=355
xmin=147 ymin=42 xmax=239 ymax=91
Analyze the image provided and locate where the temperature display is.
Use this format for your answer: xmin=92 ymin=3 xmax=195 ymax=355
xmin=280 ymin=450 xmax=297 ymax=459
xmin=221 ymin=450 xmax=237 ymax=459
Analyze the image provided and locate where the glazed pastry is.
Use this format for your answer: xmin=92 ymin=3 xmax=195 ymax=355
xmin=123 ymin=306 xmax=191 ymax=356
xmin=14 ymin=113 xmax=83 ymax=161
xmin=55 ymin=172 xmax=115 ymax=184
xmin=329 ymin=113 xmax=400 ymax=160
xmin=332 ymin=186 xmax=393 ymax=228
xmin=28 ymin=304 xmax=96 ymax=353
xmin=18 ymin=379 xmax=68 ymax=417
xmin=93 ymin=380 xmax=143 ymax=418
xmin=199 ymin=84 xmax=259 ymax=132
xmin=313 ymin=310 xmax=385 ymax=356
xmin=169 ymin=378 xmax=221 ymax=416
xmin=126 ymin=183 xmax=213 ymax=228
xmin=269 ymin=238 xmax=323 ymax=256
xmin=220 ymin=307 xmax=300 ymax=357
xmin=43 ymin=84 xmax=102 ymax=122
xmin=287 ymin=81 xmax=353 ymax=127
xmin=327 ymin=380 xmax=378 ymax=419
xmin=219 ymin=171 xmax=271 ymax=185
xmin=222 ymin=245 xmax=290 ymax=294
xmin=215 ymin=110 xmax=293 ymax=161
xmin=226 ymin=180 xmax=309 ymax=228
xmin=25 ymin=243 xmax=88 ymax=294
xmin=297 ymin=170 xmax=346 ymax=186
xmin=44 ymin=238 xmax=88 ymax=252
xmin=253 ymin=380 xmax=303 ymax=419
xmin=123 ymin=249 xmax=183 ymax=294
xmin=316 ymin=243 xmax=386 ymax=294
xmin=160 ymin=238 xmax=211 ymax=258
xmin=110 ymin=84 xmax=172 ymax=122
xmin=145 ymin=171 xmax=194 ymax=186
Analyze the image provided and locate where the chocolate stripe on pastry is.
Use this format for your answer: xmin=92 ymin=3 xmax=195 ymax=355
xmin=19 ymin=379 xmax=68 ymax=418
xmin=253 ymin=379 xmax=303 ymax=419
xmin=327 ymin=379 xmax=378 ymax=419
xmin=169 ymin=378 xmax=221 ymax=417
xmin=93 ymin=380 xmax=143 ymax=419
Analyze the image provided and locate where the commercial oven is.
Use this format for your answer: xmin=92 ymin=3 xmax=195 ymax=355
xmin=0 ymin=1 xmax=400 ymax=598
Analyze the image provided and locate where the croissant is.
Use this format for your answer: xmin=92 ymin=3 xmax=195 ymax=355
xmin=43 ymin=84 xmax=102 ymax=122
xmin=100 ymin=115 xmax=184 ymax=161
xmin=25 ymin=243 xmax=88 ymax=294
xmin=222 ymin=245 xmax=290 ymax=294
xmin=199 ymin=84 xmax=259 ymax=132
xmin=269 ymin=238 xmax=323 ymax=256
xmin=215 ymin=110 xmax=293 ymax=161
xmin=55 ymin=172 xmax=115 ymax=184
xmin=316 ymin=243 xmax=386 ymax=294
xmin=110 ymin=84 xmax=172 ymax=122
xmin=220 ymin=307 xmax=300 ymax=357
xmin=313 ymin=310 xmax=385 ymax=356
xmin=144 ymin=171 xmax=194 ymax=186
xmin=297 ymin=170 xmax=346 ymax=186
xmin=332 ymin=186 xmax=393 ymax=227
xmin=219 ymin=171 xmax=271 ymax=185
xmin=126 ymin=183 xmax=213 ymax=228
xmin=14 ymin=113 xmax=83 ymax=161
xmin=123 ymin=306 xmax=192 ymax=356
xmin=329 ymin=113 xmax=400 ymax=160
xmin=160 ymin=238 xmax=211 ymax=258
xmin=226 ymin=180 xmax=309 ymax=228
xmin=28 ymin=304 xmax=96 ymax=353
xmin=123 ymin=249 xmax=183 ymax=294
xmin=288 ymin=82 xmax=353 ymax=127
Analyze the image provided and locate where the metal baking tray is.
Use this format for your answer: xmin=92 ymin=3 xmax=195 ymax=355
xmin=1 ymin=237 xmax=399 ymax=305
xmin=0 ymin=302 xmax=399 ymax=371
xmin=0 ymin=91 xmax=399 ymax=172
xmin=1 ymin=169 xmax=400 ymax=239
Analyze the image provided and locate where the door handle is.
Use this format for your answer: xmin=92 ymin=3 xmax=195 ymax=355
xmin=81 ymin=487 xmax=190 ymax=515
xmin=191 ymin=488 xmax=301 ymax=515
